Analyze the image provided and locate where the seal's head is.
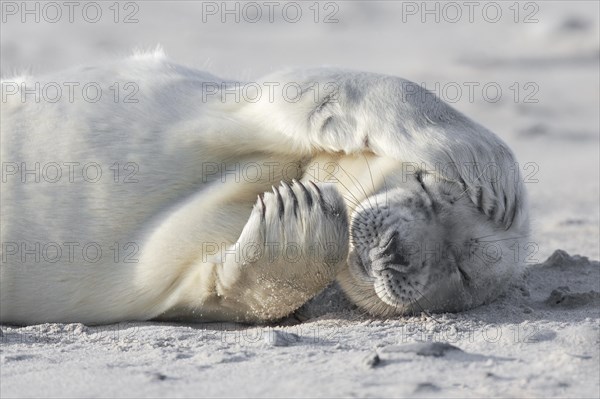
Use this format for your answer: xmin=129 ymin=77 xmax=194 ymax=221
xmin=338 ymin=172 xmax=529 ymax=317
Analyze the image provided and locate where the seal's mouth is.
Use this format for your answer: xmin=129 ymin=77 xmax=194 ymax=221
xmin=347 ymin=245 xmax=423 ymax=312
xmin=373 ymin=278 xmax=419 ymax=311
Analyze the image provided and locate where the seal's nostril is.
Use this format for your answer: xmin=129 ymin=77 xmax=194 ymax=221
xmin=381 ymin=230 xmax=399 ymax=250
xmin=380 ymin=235 xmax=399 ymax=258
xmin=385 ymin=253 xmax=411 ymax=268
xmin=379 ymin=231 xmax=411 ymax=267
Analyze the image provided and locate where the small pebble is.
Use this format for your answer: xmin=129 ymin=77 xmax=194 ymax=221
xmin=149 ymin=372 xmax=168 ymax=381
xmin=414 ymin=382 xmax=440 ymax=393
xmin=362 ymin=352 xmax=380 ymax=368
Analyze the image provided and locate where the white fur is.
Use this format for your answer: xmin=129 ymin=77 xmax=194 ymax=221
xmin=0 ymin=55 xmax=529 ymax=325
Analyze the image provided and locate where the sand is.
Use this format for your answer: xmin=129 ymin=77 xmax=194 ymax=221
xmin=1 ymin=1 xmax=598 ymax=397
